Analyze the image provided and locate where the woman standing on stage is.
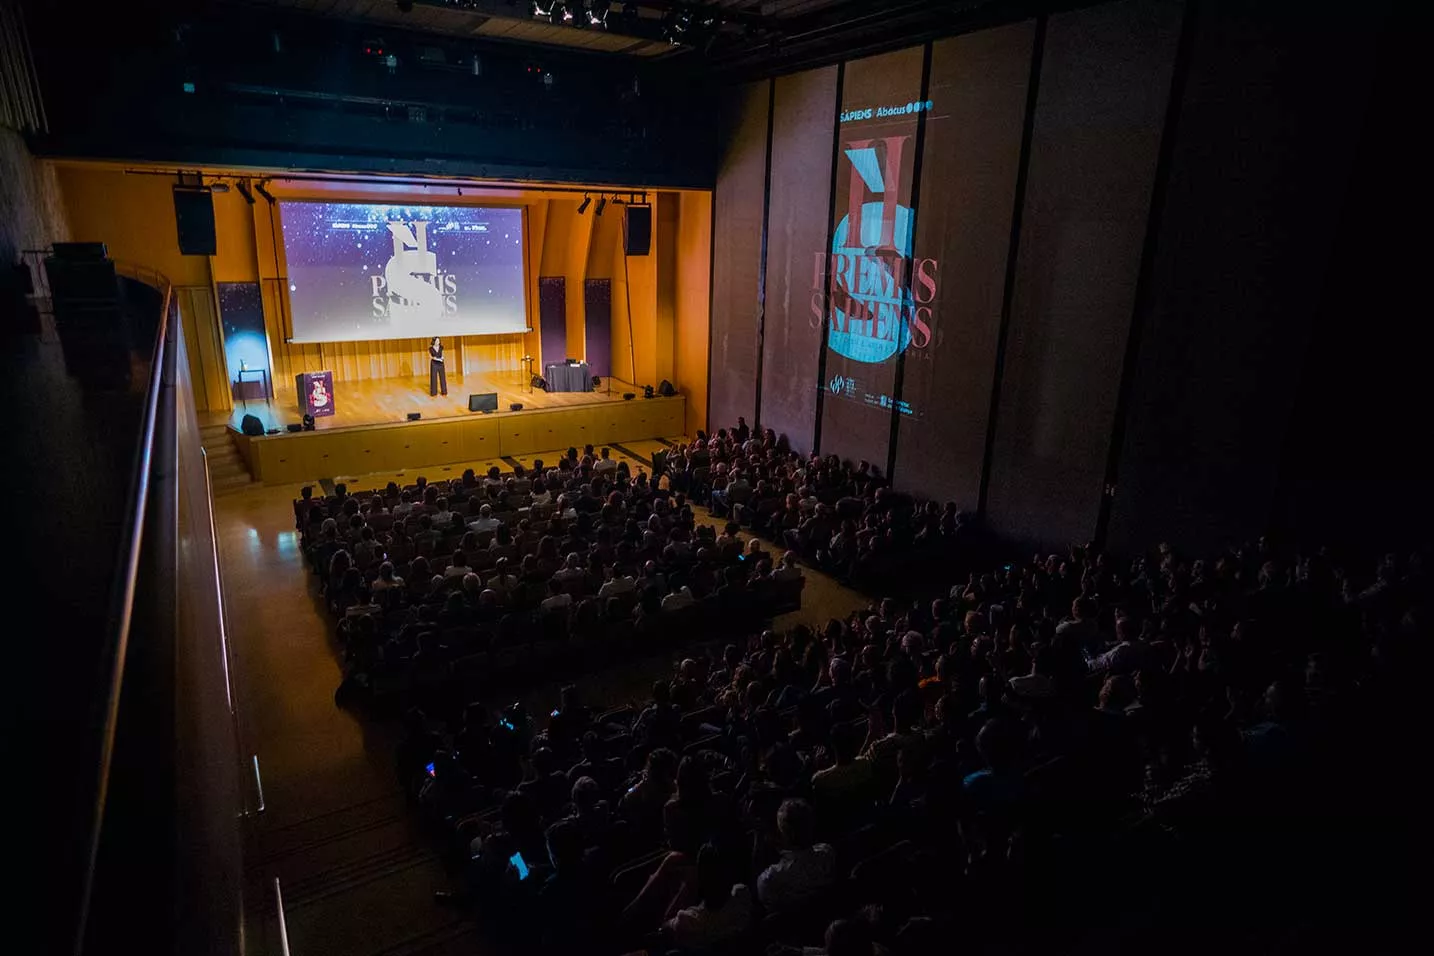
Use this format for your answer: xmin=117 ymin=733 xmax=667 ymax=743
xmin=429 ymin=336 xmax=447 ymax=396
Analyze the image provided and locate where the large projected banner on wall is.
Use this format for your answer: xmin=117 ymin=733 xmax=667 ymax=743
xmin=278 ymin=201 xmax=527 ymax=343
xmin=817 ymin=61 xmax=934 ymax=424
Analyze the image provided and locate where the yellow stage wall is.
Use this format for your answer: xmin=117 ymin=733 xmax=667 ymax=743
xmin=52 ymin=162 xmax=712 ymax=435
xmin=235 ymin=394 xmax=686 ymax=485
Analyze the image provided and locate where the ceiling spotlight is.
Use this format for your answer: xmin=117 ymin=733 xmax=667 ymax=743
xmin=588 ymin=1 xmax=611 ymax=27
xmin=577 ymin=193 xmax=591 ymax=214
xmin=595 ymin=195 xmax=607 ymax=216
xmin=531 ymin=1 xmax=554 ymax=20
xmin=210 ymin=182 xmax=231 ymax=193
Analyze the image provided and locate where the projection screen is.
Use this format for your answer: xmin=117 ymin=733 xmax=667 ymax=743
xmin=278 ymin=201 xmax=529 ymax=343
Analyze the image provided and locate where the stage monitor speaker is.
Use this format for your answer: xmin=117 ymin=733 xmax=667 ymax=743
xmin=240 ymin=414 xmax=264 ymax=436
xmin=509 ymin=403 xmax=523 ymax=412
xmin=468 ymin=392 xmax=499 ymax=413
xmin=622 ymin=392 xmax=636 ymax=401
xmin=624 ymin=206 xmax=651 ymax=256
xmin=173 ymin=186 xmax=217 ymax=256
xmin=407 ymin=412 xmax=422 ymax=421
xmin=658 ymin=379 xmax=675 ymax=396
xmin=286 ymin=423 xmax=303 ymax=432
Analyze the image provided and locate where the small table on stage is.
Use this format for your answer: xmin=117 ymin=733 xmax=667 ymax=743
xmin=544 ymin=361 xmax=591 ymax=393
xmin=233 ymin=368 xmax=269 ymax=406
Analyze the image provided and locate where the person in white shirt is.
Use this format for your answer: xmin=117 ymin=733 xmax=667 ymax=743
xmin=757 ymin=799 xmax=837 ymax=913
xmin=597 ymin=567 xmax=636 ymax=599
xmin=661 ymin=582 xmax=696 ymax=611
xmin=663 ymin=844 xmax=754 ymax=952
xmin=467 ymin=504 xmax=503 ymax=533
xmin=1054 ymin=597 xmax=1103 ymax=657
xmin=392 ymin=491 xmax=415 ymax=517
xmin=540 ymin=580 xmax=573 ymax=613
xmin=528 ymin=479 xmax=552 ymax=507
xmin=430 ymin=497 xmax=452 ymax=529
xmin=593 ymin=446 xmax=619 ymax=474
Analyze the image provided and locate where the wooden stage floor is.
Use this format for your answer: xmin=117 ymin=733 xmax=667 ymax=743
xmin=202 ymin=372 xmax=645 ymax=432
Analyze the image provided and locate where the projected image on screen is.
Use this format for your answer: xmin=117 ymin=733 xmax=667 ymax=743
xmin=278 ymin=201 xmax=527 ymax=343
xmin=817 ymin=77 xmax=933 ymax=423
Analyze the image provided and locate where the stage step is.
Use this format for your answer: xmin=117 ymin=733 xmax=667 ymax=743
xmin=211 ymin=472 xmax=255 ymax=494
xmin=199 ymin=423 xmax=255 ymax=490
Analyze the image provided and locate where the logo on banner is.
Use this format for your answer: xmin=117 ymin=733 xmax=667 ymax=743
xmin=811 ymin=134 xmax=937 ymax=365
xmin=371 ymin=221 xmax=459 ymax=319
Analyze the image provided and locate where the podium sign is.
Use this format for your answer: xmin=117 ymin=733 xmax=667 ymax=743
xmin=296 ymin=371 xmax=336 ymax=418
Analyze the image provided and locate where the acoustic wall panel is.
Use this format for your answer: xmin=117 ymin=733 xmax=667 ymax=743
xmin=758 ymin=66 xmax=839 ymax=454
xmin=985 ymin=0 xmax=1183 ymax=550
xmin=538 ymin=276 xmax=567 ymax=369
xmin=583 ymin=279 xmax=612 ymax=379
xmin=893 ymin=23 xmax=1035 ymax=507
xmin=708 ymin=82 xmax=770 ymax=432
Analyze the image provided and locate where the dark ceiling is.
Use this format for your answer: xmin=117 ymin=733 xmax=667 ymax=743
xmin=236 ymin=0 xmax=1034 ymax=75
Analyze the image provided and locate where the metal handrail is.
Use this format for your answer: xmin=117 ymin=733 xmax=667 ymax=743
xmin=71 ymin=278 xmax=174 ymax=956
xmin=273 ymin=878 xmax=292 ymax=956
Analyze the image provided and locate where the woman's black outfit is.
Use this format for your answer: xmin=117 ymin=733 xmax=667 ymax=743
xmin=429 ymin=343 xmax=447 ymax=396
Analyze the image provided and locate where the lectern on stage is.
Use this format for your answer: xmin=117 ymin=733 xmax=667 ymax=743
xmin=296 ymin=371 xmax=336 ymax=419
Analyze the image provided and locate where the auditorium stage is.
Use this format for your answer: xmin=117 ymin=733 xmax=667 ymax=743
xmin=207 ymin=371 xmax=646 ymax=432
xmin=222 ymin=373 xmax=687 ymax=486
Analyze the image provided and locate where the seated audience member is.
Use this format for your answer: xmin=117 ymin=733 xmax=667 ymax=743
xmin=757 ymin=798 xmax=837 ymax=912
xmin=620 ymin=747 xmax=679 ymax=841
xmin=962 ymin=718 xmax=1026 ymax=813
xmin=594 ymin=446 xmax=618 ymax=474
xmin=370 ymin=561 xmax=404 ymax=592
xmin=812 ymin=720 xmax=876 ymax=807
xmin=468 ymin=504 xmax=503 ymax=533
xmin=771 ymin=550 xmax=804 ymax=582
xmin=540 ymin=579 xmax=573 ymax=613
xmin=661 ymin=843 xmax=755 ymax=952
xmin=598 ymin=565 xmax=636 ymax=599
xmin=536 ymin=819 xmax=604 ymax=953
xmin=662 ymin=577 xmax=697 ymax=611
xmin=444 ymin=549 xmax=472 ymax=579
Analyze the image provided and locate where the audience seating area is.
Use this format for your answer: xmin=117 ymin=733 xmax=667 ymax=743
xmin=297 ymin=447 xmax=804 ymax=710
xmin=305 ymin=428 xmax=1425 ymax=956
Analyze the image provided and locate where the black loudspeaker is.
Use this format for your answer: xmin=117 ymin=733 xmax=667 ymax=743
xmin=468 ymin=392 xmax=499 ymax=413
xmin=407 ymin=412 xmax=422 ymax=421
xmin=658 ymin=379 xmax=675 ymax=396
xmin=622 ymin=392 xmax=636 ymax=401
xmin=286 ymin=423 xmax=303 ymax=432
xmin=173 ymin=186 xmax=217 ymax=256
xmin=509 ymin=403 xmax=524 ymax=412
xmin=51 ymin=242 xmax=108 ymax=261
xmin=240 ymin=413 xmax=265 ymax=436
xmin=624 ymin=205 xmax=652 ymax=256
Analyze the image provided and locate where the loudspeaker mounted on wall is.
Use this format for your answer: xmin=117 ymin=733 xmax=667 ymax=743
xmin=173 ymin=185 xmax=217 ymax=256
xmin=624 ymin=205 xmax=652 ymax=256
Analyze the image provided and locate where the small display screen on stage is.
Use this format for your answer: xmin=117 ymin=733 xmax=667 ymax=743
xmin=278 ymin=201 xmax=528 ymax=343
